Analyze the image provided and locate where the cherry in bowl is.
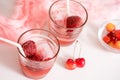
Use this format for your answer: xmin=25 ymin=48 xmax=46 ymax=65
xmin=98 ymin=19 xmax=120 ymax=53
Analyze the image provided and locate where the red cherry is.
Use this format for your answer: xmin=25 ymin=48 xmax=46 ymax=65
xmin=103 ymin=36 xmax=110 ymax=43
xmin=115 ymin=30 xmax=120 ymax=40
xmin=65 ymin=58 xmax=76 ymax=70
xmin=75 ymin=58 xmax=85 ymax=68
xmin=107 ymin=30 xmax=116 ymax=38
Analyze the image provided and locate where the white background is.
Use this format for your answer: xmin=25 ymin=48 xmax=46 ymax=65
xmin=0 ymin=0 xmax=120 ymax=80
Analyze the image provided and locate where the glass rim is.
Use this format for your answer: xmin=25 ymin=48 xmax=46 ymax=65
xmin=17 ymin=28 xmax=60 ymax=62
xmin=49 ymin=0 xmax=88 ymax=29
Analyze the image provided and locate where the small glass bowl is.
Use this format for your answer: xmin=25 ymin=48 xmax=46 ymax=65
xmin=98 ymin=19 xmax=120 ymax=53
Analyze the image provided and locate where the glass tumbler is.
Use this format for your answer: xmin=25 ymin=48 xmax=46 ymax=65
xmin=49 ymin=0 xmax=88 ymax=46
xmin=17 ymin=29 xmax=60 ymax=79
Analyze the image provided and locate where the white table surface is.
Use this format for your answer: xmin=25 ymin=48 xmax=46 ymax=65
xmin=0 ymin=0 xmax=120 ymax=80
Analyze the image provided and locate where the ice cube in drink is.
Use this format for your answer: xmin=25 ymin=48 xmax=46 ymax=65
xmin=19 ymin=40 xmax=55 ymax=79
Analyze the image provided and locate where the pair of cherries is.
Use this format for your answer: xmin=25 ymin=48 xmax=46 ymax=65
xmin=65 ymin=40 xmax=85 ymax=70
xmin=65 ymin=57 xmax=85 ymax=70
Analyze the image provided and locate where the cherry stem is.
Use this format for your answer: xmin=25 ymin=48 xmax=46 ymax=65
xmin=73 ymin=40 xmax=82 ymax=60
xmin=73 ymin=40 xmax=78 ymax=60
xmin=78 ymin=42 xmax=82 ymax=58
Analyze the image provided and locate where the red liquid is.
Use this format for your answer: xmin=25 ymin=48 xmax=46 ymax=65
xmin=19 ymin=40 xmax=55 ymax=79
xmin=19 ymin=58 xmax=52 ymax=79
xmin=49 ymin=16 xmax=83 ymax=46
xmin=58 ymin=38 xmax=75 ymax=46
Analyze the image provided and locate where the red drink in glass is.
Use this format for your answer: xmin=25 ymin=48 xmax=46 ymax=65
xmin=19 ymin=59 xmax=51 ymax=78
xmin=17 ymin=29 xmax=60 ymax=79
xmin=49 ymin=0 xmax=88 ymax=46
